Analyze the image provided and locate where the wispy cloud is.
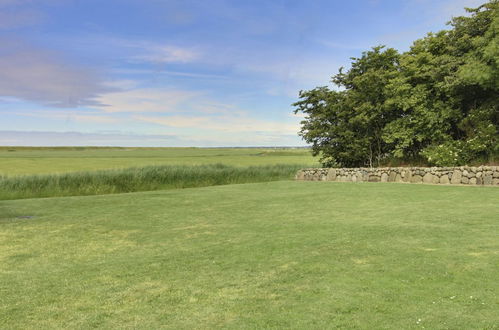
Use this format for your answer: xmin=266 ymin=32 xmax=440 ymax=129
xmin=0 ymin=38 xmax=111 ymax=107
xmin=112 ymin=68 xmax=227 ymax=80
xmin=0 ymin=0 xmax=64 ymax=29
xmin=0 ymin=130 xmax=178 ymax=147
xmin=0 ymin=0 xmax=38 ymax=6
xmin=134 ymin=113 xmax=299 ymax=135
xmin=234 ymin=57 xmax=347 ymax=97
xmin=5 ymin=109 xmax=122 ymax=124
xmin=0 ymin=8 xmax=43 ymax=29
xmin=0 ymin=129 xmax=303 ymax=147
xmin=190 ymin=101 xmax=245 ymax=116
xmin=90 ymin=85 xmax=299 ymax=135
xmin=104 ymin=39 xmax=200 ymax=64
xmin=96 ymin=88 xmax=200 ymax=113
xmin=131 ymin=44 xmax=199 ymax=64
xmin=90 ymin=86 xmax=301 ymax=140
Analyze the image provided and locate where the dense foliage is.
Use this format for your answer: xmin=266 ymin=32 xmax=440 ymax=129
xmin=294 ymin=1 xmax=498 ymax=167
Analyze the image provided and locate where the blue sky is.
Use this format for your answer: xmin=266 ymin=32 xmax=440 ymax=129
xmin=0 ymin=0 xmax=484 ymax=146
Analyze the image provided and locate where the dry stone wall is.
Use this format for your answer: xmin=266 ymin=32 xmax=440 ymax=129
xmin=296 ymin=166 xmax=499 ymax=186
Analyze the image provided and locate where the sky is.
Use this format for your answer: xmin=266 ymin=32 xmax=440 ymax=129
xmin=0 ymin=0 xmax=484 ymax=147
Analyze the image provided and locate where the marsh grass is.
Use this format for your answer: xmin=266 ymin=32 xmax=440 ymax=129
xmin=0 ymin=147 xmax=317 ymax=176
xmin=0 ymin=163 xmax=303 ymax=200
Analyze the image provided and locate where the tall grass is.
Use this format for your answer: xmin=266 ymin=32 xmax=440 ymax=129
xmin=0 ymin=163 xmax=303 ymax=200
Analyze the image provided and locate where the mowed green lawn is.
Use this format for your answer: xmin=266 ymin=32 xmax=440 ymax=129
xmin=0 ymin=147 xmax=317 ymax=176
xmin=1 ymin=181 xmax=498 ymax=329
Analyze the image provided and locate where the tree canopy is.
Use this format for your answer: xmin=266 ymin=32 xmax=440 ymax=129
xmin=294 ymin=1 xmax=498 ymax=167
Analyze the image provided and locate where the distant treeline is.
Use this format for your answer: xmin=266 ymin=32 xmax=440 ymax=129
xmin=0 ymin=164 xmax=303 ymax=200
xmin=294 ymin=1 xmax=498 ymax=167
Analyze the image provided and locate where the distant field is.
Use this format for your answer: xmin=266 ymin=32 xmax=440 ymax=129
xmin=0 ymin=147 xmax=317 ymax=176
xmin=1 ymin=182 xmax=498 ymax=328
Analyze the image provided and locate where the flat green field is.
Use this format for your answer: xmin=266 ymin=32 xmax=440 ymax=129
xmin=1 ymin=182 xmax=498 ymax=329
xmin=0 ymin=147 xmax=317 ymax=176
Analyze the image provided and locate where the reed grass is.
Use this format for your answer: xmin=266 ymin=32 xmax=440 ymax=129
xmin=0 ymin=163 xmax=303 ymax=200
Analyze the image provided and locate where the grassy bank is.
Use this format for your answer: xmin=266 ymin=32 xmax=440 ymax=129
xmin=0 ymin=163 xmax=303 ymax=200
xmin=1 ymin=182 xmax=498 ymax=328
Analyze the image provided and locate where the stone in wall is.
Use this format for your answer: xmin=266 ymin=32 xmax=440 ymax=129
xmin=439 ymin=175 xmax=450 ymax=184
xmin=451 ymin=170 xmax=462 ymax=184
xmin=327 ymin=169 xmax=337 ymax=181
xmin=484 ymin=174 xmax=493 ymax=185
xmin=389 ymin=171 xmax=397 ymax=182
xmin=423 ymin=173 xmax=433 ymax=183
xmin=411 ymin=175 xmax=423 ymax=183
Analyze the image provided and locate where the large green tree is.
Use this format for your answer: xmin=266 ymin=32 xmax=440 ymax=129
xmin=295 ymin=0 xmax=498 ymax=167
xmin=294 ymin=47 xmax=400 ymax=167
xmin=383 ymin=0 xmax=499 ymax=165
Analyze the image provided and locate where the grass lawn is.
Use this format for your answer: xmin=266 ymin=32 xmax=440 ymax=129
xmin=0 ymin=147 xmax=317 ymax=176
xmin=1 ymin=181 xmax=498 ymax=328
